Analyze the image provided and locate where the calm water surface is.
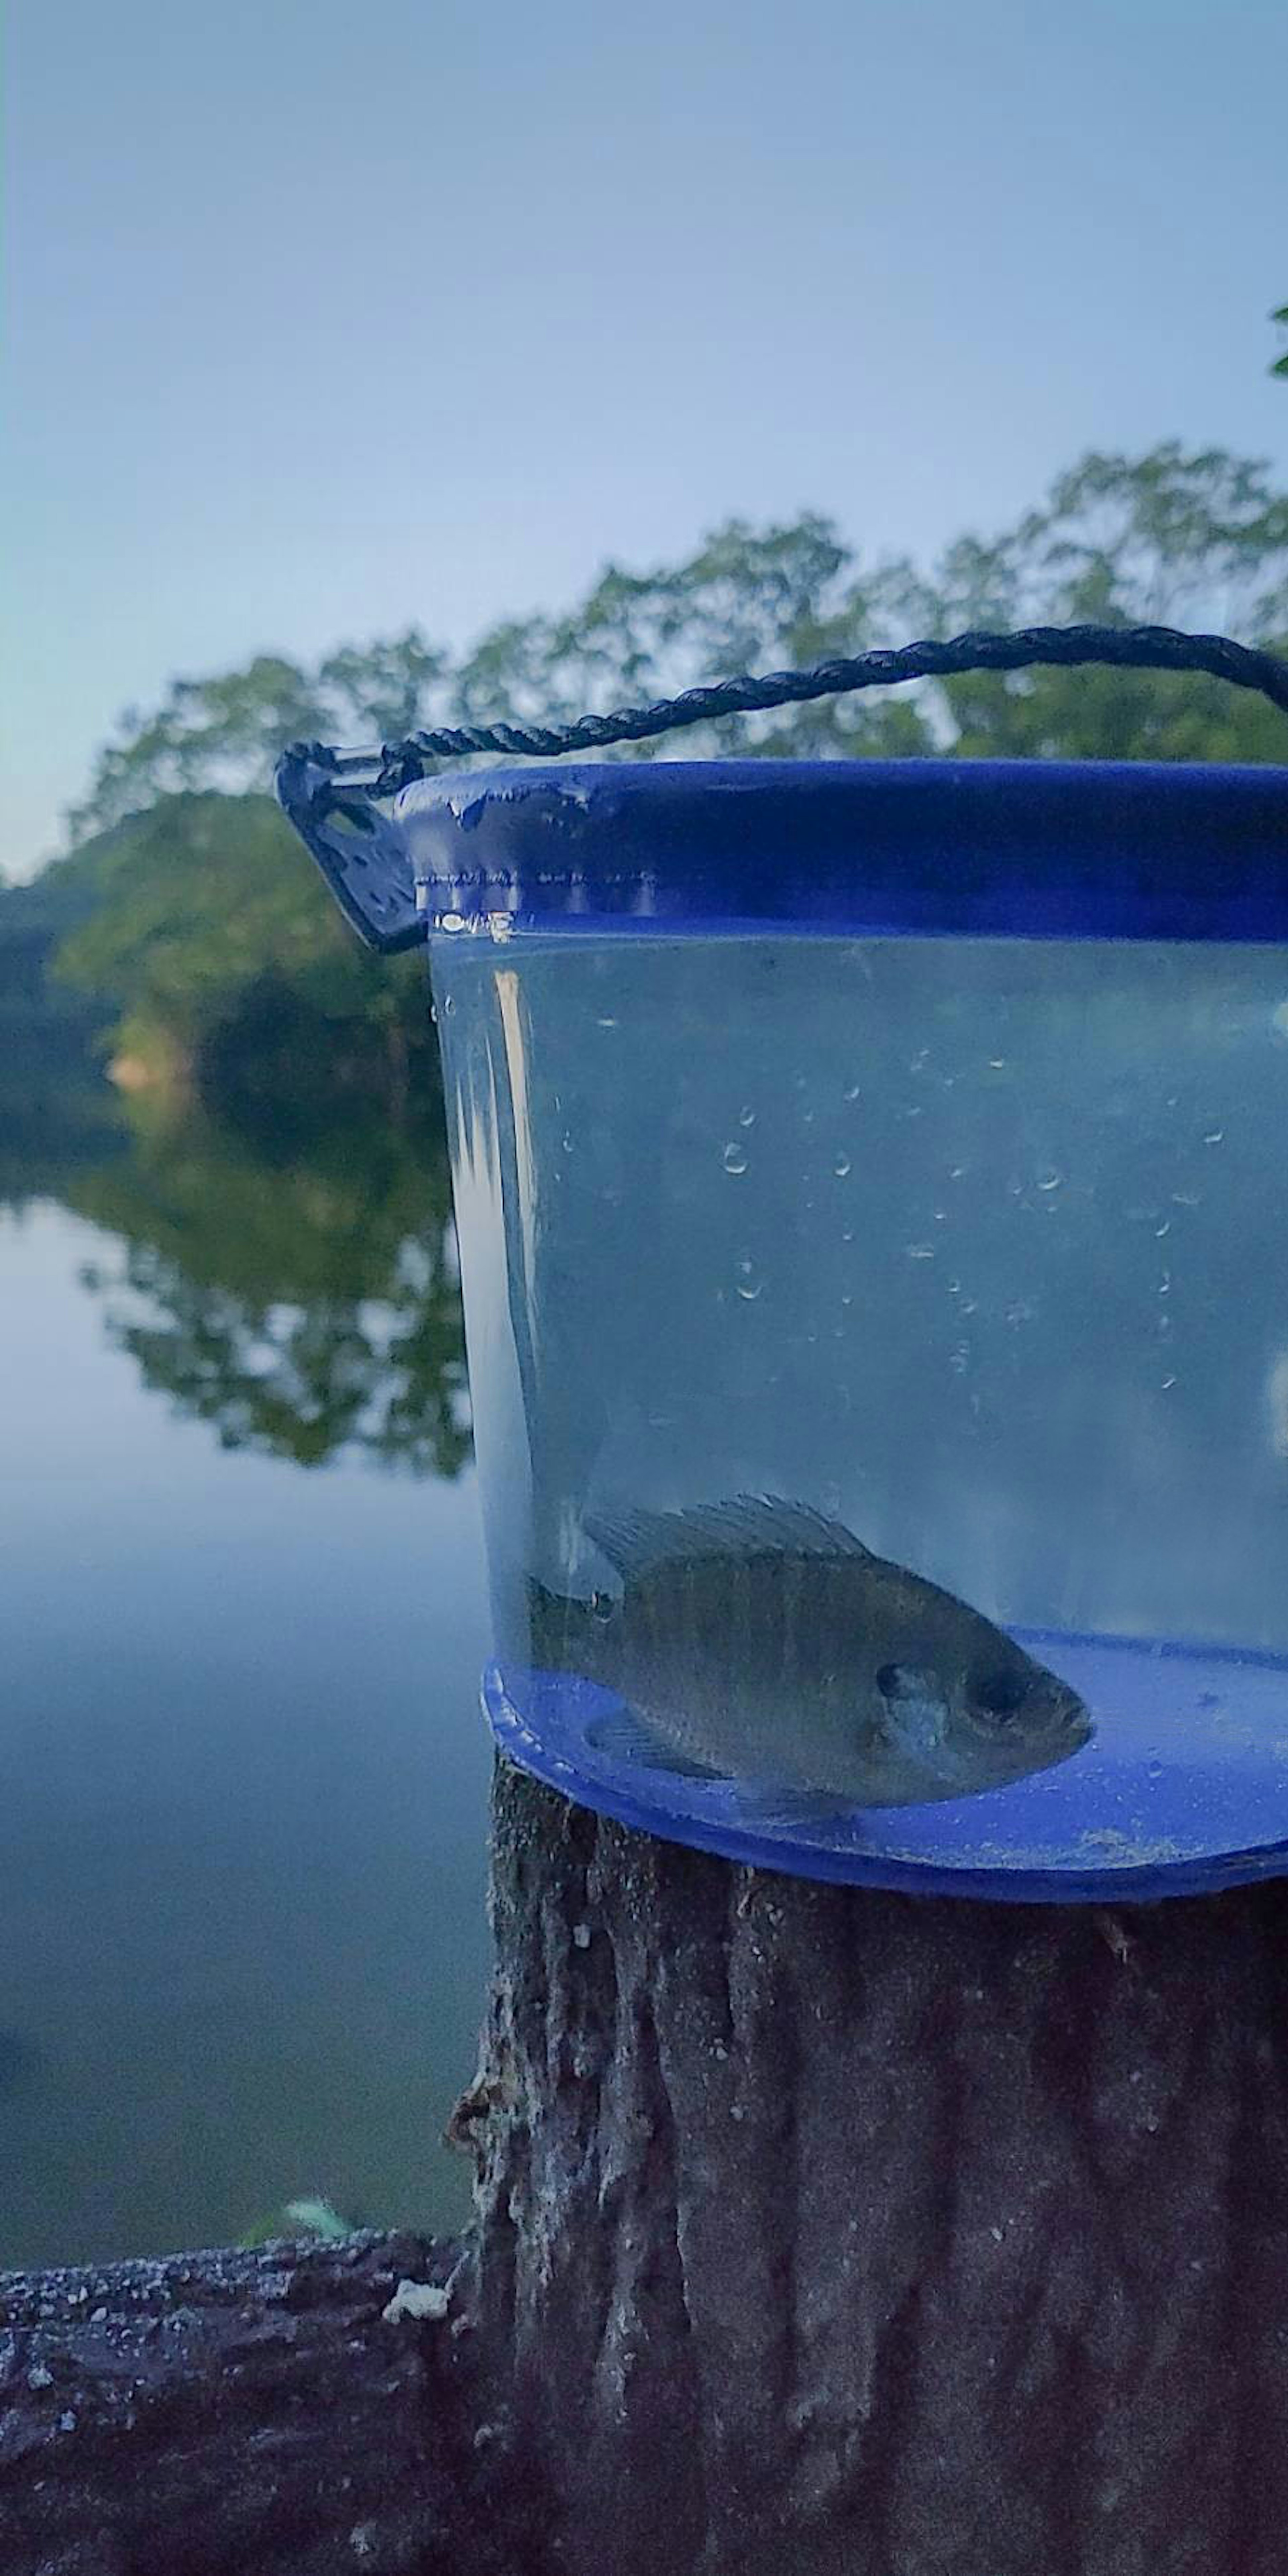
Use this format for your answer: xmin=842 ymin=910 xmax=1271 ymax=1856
xmin=0 ymin=1106 xmax=492 ymax=2269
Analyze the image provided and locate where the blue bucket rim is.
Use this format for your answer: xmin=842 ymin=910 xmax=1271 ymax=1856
xmin=394 ymin=757 xmax=1288 ymax=943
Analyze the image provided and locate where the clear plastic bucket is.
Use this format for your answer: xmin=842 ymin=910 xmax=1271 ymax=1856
xmin=294 ymin=754 xmax=1288 ymax=1898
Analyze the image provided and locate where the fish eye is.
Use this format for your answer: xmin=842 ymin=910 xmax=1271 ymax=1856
xmin=876 ymin=1663 xmax=917 ymax=1702
xmin=971 ymin=1668 xmax=1030 ymax=1724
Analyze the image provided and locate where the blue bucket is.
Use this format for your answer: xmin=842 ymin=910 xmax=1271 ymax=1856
xmin=278 ymin=687 xmax=1288 ymax=1900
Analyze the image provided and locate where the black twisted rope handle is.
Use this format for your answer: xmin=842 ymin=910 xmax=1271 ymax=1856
xmin=287 ymin=623 xmax=1288 ymax=803
xmin=275 ymin=623 xmax=1288 ymax=951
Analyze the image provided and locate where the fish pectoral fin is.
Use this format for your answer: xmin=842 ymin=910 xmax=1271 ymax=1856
xmin=585 ymin=1705 xmax=731 ymax=1784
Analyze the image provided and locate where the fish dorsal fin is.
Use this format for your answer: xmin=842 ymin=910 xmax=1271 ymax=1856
xmin=582 ymin=1494 xmax=871 ymax=1578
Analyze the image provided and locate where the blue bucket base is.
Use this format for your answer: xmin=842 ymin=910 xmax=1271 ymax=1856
xmin=483 ymin=1628 xmax=1288 ymax=1903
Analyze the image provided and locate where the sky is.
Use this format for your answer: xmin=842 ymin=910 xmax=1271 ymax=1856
xmin=6 ymin=0 xmax=1288 ymax=877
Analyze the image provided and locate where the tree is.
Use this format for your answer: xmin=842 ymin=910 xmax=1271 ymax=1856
xmin=317 ymin=628 xmax=448 ymax=745
xmin=930 ymin=444 xmax=1288 ymax=763
xmin=65 ymin=659 xmax=332 ymax=842
xmin=1272 ymin=303 xmax=1288 ymax=380
xmin=50 ymin=793 xmax=434 ymax=1112
xmin=59 ymin=443 xmax=1288 ymax=845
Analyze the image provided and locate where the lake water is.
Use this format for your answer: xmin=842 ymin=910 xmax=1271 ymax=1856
xmin=0 ymin=1100 xmax=492 ymax=2270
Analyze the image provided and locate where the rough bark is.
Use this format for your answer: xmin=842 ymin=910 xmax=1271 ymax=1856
xmin=459 ymin=1765 xmax=1288 ymax=2576
xmin=6 ymin=1760 xmax=1288 ymax=2576
xmin=0 ymin=2230 xmax=537 ymax=2576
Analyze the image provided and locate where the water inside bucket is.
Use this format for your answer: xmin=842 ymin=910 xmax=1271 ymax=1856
xmin=435 ymin=927 xmax=1288 ymax=1895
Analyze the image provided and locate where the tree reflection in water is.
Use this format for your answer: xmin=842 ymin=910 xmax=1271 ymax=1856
xmin=67 ymin=1096 xmax=470 ymax=1479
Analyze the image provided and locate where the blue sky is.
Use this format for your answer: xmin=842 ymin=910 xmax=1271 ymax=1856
xmin=7 ymin=0 xmax=1287 ymax=875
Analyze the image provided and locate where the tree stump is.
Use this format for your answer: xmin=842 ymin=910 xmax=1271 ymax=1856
xmin=7 ymin=1757 xmax=1288 ymax=2576
xmin=459 ymin=1763 xmax=1288 ymax=2576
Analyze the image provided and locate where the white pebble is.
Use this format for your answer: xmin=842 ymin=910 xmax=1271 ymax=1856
xmin=382 ymin=2278 xmax=450 ymax=2325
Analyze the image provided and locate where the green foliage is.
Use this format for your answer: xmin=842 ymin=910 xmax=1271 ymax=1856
xmin=928 ymin=444 xmax=1288 ymax=761
xmin=0 ymin=847 xmax=126 ymax=1183
xmin=1273 ymin=305 xmax=1288 ymax=381
xmin=49 ymin=792 xmax=434 ymax=1115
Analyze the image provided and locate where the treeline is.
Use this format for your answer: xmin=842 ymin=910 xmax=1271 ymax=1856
xmin=39 ymin=795 xmax=434 ymax=1118
xmin=8 ymin=442 xmax=1288 ymax=1120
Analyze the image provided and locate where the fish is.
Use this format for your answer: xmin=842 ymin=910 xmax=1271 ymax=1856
xmin=527 ymin=1494 xmax=1092 ymax=1818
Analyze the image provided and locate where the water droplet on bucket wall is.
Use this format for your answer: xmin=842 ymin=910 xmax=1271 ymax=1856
xmin=833 ymin=1153 xmax=852 ymax=1178
xmin=906 ymin=1243 xmax=936 ymax=1262
xmin=1037 ymin=1170 xmax=1061 ymax=1192
xmin=735 ymin=1256 xmax=763 ymax=1302
xmin=738 ymin=1106 xmax=756 ymax=1128
xmin=1203 ymin=1128 xmax=1225 ymax=1145
xmin=723 ymin=1143 xmax=748 ymax=1175
xmin=843 ymin=1080 xmax=861 ymax=1102
xmin=561 ymin=1132 xmax=574 ymax=1155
